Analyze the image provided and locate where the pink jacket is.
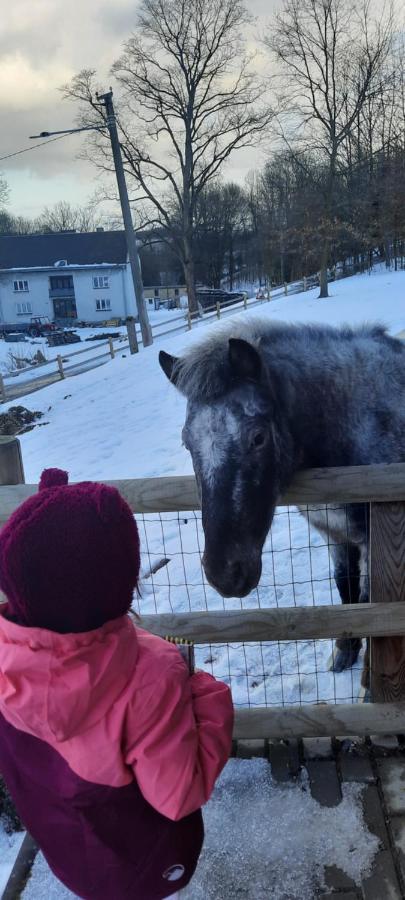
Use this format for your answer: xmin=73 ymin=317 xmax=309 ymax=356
xmin=0 ymin=609 xmax=233 ymax=898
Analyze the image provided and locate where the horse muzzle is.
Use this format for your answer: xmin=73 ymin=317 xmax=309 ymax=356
xmin=202 ymin=552 xmax=262 ymax=598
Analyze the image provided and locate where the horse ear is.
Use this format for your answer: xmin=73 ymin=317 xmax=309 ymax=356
xmin=228 ymin=338 xmax=261 ymax=383
xmin=159 ymin=350 xmax=181 ymax=386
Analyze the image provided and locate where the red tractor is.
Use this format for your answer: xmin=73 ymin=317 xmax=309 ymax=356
xmin=27 ymin=317 xmax=59 ymax=338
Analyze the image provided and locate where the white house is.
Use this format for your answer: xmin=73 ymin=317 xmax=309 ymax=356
xmin=0 ymin=231 xmax=139 ymax=325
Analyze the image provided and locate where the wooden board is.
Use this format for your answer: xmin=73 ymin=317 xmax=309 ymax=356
xmin=233 ymin=701 xmax=405 ymax=739
xmin=3 ymin=462 xmax=405 ymax=521
xmin=140 ymin=601 xmax=405 ymax=643
xmin=370 ymin=502 xmax=405 ymax=702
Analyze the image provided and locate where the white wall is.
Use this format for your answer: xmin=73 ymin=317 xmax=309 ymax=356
xmin=0 ymin=265 xmax=137 ymax=324
xmin=0 ymin=272 xmax=52 ymax=323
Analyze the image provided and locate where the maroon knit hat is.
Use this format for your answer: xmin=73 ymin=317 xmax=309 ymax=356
xmin=0 ymin=469 xmax=140 ymax=633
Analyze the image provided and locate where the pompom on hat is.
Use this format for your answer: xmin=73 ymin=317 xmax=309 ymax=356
xmin=0 ymin=469 xmax=140 ymax=633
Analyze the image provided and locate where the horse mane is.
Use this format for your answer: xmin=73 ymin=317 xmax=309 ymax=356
xmin=173 ymin=318 xmax=392 ymax=401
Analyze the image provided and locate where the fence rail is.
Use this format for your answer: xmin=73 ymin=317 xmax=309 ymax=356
xmin=1 ymin=442 xmax=405 ymax=739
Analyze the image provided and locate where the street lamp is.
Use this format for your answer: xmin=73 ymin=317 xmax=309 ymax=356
xmin=30 ymin=90 xmax=153 ymax=349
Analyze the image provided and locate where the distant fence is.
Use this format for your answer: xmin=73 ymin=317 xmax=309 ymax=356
xmin=1 ymin=437 xmax=405 ymax=740
xmin=0 ymin=267 xmax=350 ymax=404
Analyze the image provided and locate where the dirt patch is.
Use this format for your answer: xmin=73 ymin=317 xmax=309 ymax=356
xmin=0 ymin=406 xmax=43 ymax=436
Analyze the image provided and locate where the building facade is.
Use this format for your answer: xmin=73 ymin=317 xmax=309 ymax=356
xmin=0 ymin=231 xmax=139 ymax=325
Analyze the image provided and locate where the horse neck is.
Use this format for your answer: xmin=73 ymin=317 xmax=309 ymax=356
xmin=267 ymin=350 xmax=354 ymax=470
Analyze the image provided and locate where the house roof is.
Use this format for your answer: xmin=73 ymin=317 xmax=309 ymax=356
xmin=0 ymin=231 xmax=128 ymax=270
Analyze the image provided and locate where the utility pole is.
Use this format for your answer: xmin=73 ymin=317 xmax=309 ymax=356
xmin=97 ymin=90 xmax=152 ymax=348
xmin=30 ymin=91 xmax=153 ymax=349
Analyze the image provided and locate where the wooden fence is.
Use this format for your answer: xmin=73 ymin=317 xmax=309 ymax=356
xmin=1 ymin=437 xmax=405 ymax=740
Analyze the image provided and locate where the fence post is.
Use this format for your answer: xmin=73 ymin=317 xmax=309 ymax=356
xmin=369 ymin=501 xmax=405 ymax=702
xmin=284 ymin=282 xmax=288 ymax=296
xmin=126 ymin=317 xmax=139 ymax=354
xmin=303 ymin=276 xmax=307 ymax=291
xmin=108 ymin=338 xmax=115 ymax=359
xmin=216 ymin=302 xmax=221 ymax=319
xmin=57 ymin=355 xmax=65 ymax=379
xmin=187 ymin=310 xmax=192 ymax=330
xmin=0 ymin=436 xmax=25 ymax=485
xmin=243 ymin=295 xmax=247 ymax=310
xmin=0 ymin=373 xmax=6 ymax=402
xmin=268 ymin=290 xmax=271 ymax=302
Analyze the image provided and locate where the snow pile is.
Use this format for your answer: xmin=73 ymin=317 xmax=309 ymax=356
xmin=21 ymin=759 xmax=379 ymax=900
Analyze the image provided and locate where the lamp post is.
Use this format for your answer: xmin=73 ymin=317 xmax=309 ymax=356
xmin=30 ymin=91 xmax=153 ymax=348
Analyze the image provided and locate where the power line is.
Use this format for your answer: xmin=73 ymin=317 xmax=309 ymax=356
xmin=0 ymin=133 xmax=69 ymax=163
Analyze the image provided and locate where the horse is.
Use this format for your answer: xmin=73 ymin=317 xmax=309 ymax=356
xmin=159 ymin=320 xmax=405 ymax=679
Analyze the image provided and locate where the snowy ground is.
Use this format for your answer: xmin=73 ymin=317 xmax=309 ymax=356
xmin=21 ymin=760 xmax=379 ymax=900
xmin=0 ymin=826 xmax=24 ymax=896
xmin=4 ymin=266 xmax=402 ymax=708
xmin=0 ymin=308 xmax=184 ymax=383
xmin=2 ymin=266 xmax=402 ymax=898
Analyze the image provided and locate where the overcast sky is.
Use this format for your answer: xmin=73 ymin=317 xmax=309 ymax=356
xmin=0 ymin=0 xmax=390 ymax=221
xmin=0 ymin=0 xmax=282 ymax=220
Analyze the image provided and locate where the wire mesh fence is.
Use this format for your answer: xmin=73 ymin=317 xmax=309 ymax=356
xmin=133 ymin=503 xmax=369 ymax=710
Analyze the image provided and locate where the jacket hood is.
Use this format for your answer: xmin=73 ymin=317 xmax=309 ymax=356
xmin=0 ymin=608 xmax=138 ymax=742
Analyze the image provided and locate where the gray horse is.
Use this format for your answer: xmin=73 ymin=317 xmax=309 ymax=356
xmin=159 ymin=320 xmax=405 ymax=677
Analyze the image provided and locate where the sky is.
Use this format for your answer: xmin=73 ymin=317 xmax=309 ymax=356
xmin=0 ymin=0 xmax=281 ymax=220
xmin=0 ymin=0 xmax=389 ymax=221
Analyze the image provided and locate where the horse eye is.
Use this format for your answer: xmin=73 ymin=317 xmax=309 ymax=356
xmin=252 ymin=431 xmax=266 ymax=449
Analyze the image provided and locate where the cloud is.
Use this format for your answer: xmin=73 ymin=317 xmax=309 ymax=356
xmin=0 ymin=0 xmax=274 ymax=216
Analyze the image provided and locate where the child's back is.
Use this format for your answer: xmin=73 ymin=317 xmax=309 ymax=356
xmin=0 ymin=470 xmax=233 ymax=899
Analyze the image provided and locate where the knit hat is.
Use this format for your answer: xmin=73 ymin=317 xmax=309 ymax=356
xmin=0 ymin=469 xmax=140 ymax=633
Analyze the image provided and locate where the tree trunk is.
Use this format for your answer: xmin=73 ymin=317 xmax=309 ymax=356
xmin=229 ymin=230 xmax=234 ymax=290
xmin=183 ymin=243 xmax=198 ymax=316
xmin=319 ymin=239 xmax=329 ymax=298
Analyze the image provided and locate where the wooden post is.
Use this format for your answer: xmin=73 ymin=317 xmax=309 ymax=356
xmin=0 ymin=373 xmax=6 ymax=402
xmin=284 ymin=282 xmax=288 ymax=296
xmin=369 ymin=501 xmax=405 ymax=702
xmin=303 ymin=276 xmax=307 ymax=291
xmin=243 ymin=295 xmax=247 ymax=309
xmin=187 ymin=310 xmax=192 ymax=330
xmin=126 ymin=317 xmax=139 ymax=354
xmin=0 ymin=437 xmax=25 ymax=485
xmin=268 ymin=290 xmax=271 ymax=302
xmin=108 ymin=338 xmax=115 ymax=359
xmin=216 ymin=302 xmax=221 ymax=319
xmin=57 ymin=355 xmax=65 ymax=379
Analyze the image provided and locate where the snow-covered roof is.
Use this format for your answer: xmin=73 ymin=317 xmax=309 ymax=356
xmin=0 ymin=231 xmax=128 ymax=270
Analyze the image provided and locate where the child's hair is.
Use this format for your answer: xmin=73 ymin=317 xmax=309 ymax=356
xmin=0 ymin=469 xmax=140 ymax=633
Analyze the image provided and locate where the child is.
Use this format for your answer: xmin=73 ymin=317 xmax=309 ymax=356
xmin=0 ymin=469 xmax=233 ymax=899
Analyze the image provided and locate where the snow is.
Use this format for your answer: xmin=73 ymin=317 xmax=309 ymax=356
xmin=0 ymin=825 xmax=24 ymax=896
xmin=21 ymin=760 xmax=379 ymax=900
xmin=2 ymin=266 xmax=403 ymax=898
xmin=2 ymin=267 xmax=402 ymax=713
xmin=0 ymin=308 xmax=183 ymax=381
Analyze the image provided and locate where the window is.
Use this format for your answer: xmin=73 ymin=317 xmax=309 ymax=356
xmin=154 ymin=288 xmax=160 ymax=297
xmin=49 ymin=275 xmax=74 ymax=291
xmin=13 ymin=280 xmax=29 ymax=292
xmin=148 ymin=298 xmax=153 ymax=305
xmin=174 ymin=288 xmax=179 ymax=297
xmin=93 ymin=276 xmax=109 ymax=289
xmin=16 ymin=302 xmax=32 ymax=315
xmin=96 ymin=299 xmax=111 ymax=311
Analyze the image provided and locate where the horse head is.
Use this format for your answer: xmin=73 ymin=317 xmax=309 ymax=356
xmin=159 ymin=331 xmax=285 ymax=598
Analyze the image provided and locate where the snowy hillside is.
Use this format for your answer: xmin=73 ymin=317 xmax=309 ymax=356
xmin=4 ymin=266 xmax=404 ymax=710
xmin=3 ymin=266 xmax=402 ymax=899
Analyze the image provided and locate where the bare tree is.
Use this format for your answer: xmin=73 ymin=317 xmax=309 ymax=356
xmin=63 ymin=0 xmax=272 ymax=313
xmin=0 ymin=175 xmax=10 ymax=210
xmin=36 ymin=200 xmax=102 ymax=233
xmin=266 ymin=0 xmax=393 ymax=297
